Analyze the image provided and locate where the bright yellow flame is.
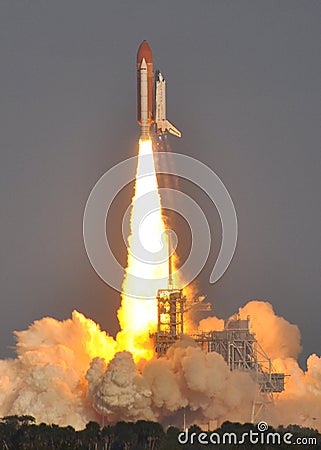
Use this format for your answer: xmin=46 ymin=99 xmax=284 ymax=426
xmin=72 ymin=310 xmax=117 ymax=365
xmin=116 ymin=139 xmax=169 ymax=361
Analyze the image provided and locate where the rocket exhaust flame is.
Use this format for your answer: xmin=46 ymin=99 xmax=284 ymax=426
xmin=116 ymin=138 xmax=170 ymax=361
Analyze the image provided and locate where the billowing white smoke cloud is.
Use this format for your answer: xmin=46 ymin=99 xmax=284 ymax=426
xmin=270 ymin=354 xmax=321 ymax=429
xmin=234 ymin=302 xmax=320 ymax=430
xmin=238 ymin=301 xmax=302 ymax=360
xmin=87 ymin=352 xmax=154 ymax=422
xmin=0 ymin=302 xmax=320 ymax=431
xmin=86 ymin=339 xmax=256 ymax=425
xmin=0 ymin=311 xmax=116 ymax=429
xmin=233 ymin=301 xmax=321 ymax=430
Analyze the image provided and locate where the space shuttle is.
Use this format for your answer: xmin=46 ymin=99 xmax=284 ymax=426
xmin=137 ymin=41 xmax=181 ymax=140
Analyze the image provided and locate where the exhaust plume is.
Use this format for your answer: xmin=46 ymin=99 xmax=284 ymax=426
xmin=0 ymin=302 xmax=319 ymax=430
xmin=0 ymin=141 xmax=319 ymax=431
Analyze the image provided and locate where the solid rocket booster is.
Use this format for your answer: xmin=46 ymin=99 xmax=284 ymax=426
xmin=137 ymin=40 xmax=181 ymax=140
xmin=137 ymin=41 xmax=154 ymax=140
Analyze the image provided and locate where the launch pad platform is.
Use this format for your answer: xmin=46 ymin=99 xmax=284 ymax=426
xmin=150 ymin=287 xmax=285 ymax=422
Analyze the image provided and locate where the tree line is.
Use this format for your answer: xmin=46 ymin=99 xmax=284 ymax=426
xmin=0 ymin=415 xmax=319 ymax=449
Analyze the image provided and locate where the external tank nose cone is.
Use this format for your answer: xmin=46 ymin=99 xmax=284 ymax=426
xmin=137 ymin=40 xmax=153 ymax=64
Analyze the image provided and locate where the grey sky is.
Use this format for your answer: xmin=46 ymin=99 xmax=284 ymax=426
xmin=0 ymin=1 xmax=320 ymax=367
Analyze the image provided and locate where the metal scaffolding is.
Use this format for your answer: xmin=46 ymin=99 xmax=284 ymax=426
xmin=153 ymin=288 xmax=186 ymax=357
xmin=151 ymin=240 xmax=284 ymax=421
xmin=192 ymin=316 xmax=284 ymax=394
xmin=151 ymin=296 xmax=285 ymax=421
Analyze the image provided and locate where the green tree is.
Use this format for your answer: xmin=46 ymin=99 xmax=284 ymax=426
xmin=114 ymin=421 xmax=137 ymax=450
xmin=101 ymin=425 xmax=115 ymax=450
xmin=135 ymin=420 xmax=164 ymax=450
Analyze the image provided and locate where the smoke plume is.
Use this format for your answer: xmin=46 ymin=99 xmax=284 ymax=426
xmin=0 ymin=302 xmax=320 ymax=431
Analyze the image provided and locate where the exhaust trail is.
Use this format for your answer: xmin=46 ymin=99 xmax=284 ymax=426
xmin=117 ymin=138 xmax=169 ymax=361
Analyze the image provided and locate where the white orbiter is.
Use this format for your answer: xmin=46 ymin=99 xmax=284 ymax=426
xmin=155 ymin=71 xmax=181 ymax=138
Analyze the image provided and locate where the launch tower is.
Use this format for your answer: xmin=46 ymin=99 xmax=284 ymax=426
xmin=154 ymin=288 xmax=186 ymax=356
xmin=151 ymin=242 xmax=285 ymax=421
xmin=153 ymin=233 xmax=187 ymax=356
